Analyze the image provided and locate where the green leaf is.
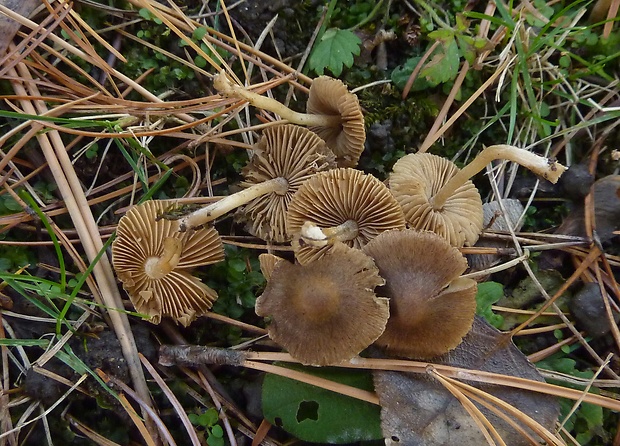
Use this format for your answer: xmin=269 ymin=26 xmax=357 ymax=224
xmin=192 ymin=27 xmax=207 ymax=41
xmin=475 ymin=281 xmax=505 ymax=328
xmin=210 ymin=425 xmax=224 ymax=438
xmin=308 ymin=28 xmax=361 ymax=77
xmin=200 ymin=408 xmax=219 ymax=427
xmin=206 ymin=434 xmax=225 ymax=446
xmin=262 ymin=364 xmax=382 ymax=444
xmin=391 ymin=57 xmax=432 ymax=91
xmin=188 ymin=413 xmax=200 ymax=425
xmin=229 ymin=258 xmax=247 ymax=273
xmin=138 ymin=8 xmax=151 ymax=20
xmin=418 ymin=35 xmax=460 ymax=86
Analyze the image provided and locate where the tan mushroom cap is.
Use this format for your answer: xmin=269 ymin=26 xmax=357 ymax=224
xmin=255 ymin=243 xmax=389 ymax=366
xmin=363 ymin=229 xmax=477 ymax=359
xmin=237 ymin=124 xmax=336 ymax=243
xmin=307 ymin=76 xmax=365 ymax=168
xmin=287 ymin=167 xmax=406 ymax=264
xmin=112 ymin=200 xmax=224 ymax=327
xmin=258 ymin=253 xmax=285 ymax=281
xmin=389 ymin=153 xmax=483 ymax=247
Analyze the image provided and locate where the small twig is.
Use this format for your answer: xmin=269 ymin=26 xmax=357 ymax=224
xmin=158 ymin=346 xmax=620 ymax=411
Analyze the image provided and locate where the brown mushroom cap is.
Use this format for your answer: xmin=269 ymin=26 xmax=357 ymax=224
xmin=112 ymin=200 xmax=224 ymax=326
xmin=287 ymin=167 xmax=406 ymax=264
xmin=363 ymin=229 xmax=477 ymax=359
xmin=258 ymin=253 xmax=285 ymax=281
xmin=237 ymin=124 xmax=336 ymax=243
xmin=307 ymin=76 xmax=365 ymax=168
xmin=255 ymin=243 xmax=389 ymax=366
xmin=389 ymin=153 xmax=483 ymax=247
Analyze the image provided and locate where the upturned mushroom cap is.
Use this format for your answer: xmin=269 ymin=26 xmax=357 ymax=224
xmin=237 ymin=124 xmax=336 ymax=243
xmin=112 ymin=200 xmax=224 ymax=326
xmin=363 ymin=229 xmax=477 ymax=359
xmin=255 ymin=243 xmax=389 ymax=366
xmin=258 ymin=253 xmax=285 ymax=281
xmin=287 ymin=167 xmax=406 ymax=264
xmin=307 ymin=76 xmax=365 ymax=168
xmin=389 ymin=153 xmax=484 ymax=247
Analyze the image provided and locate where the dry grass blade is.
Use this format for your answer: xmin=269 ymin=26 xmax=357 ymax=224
xmin=96 ymin=369 xmax=177 ymax=446
xmin=5 ymin=58 xmax=157 ymax=432
xmin=139 ymin=353 xmax=202 ymax=445
xmin=430 ymin=369 xmax=565 ymax=446
xmin=0 ymin=374 xmax=88 ymax=441
xmin=116 ymin=392 xmax=157 ymax=446
xmin=418 ymin=56 xmax=513 ymax=153
xmin=64 ymin=414 xmax=124 ymax=446
xmin=429 ymin=367 xmax=506 ymax=446
xmin=243 ymin=361 xmax=380 ymax=405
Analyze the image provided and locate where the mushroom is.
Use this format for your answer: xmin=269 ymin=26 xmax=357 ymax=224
xmin=178 ymin=124 xmax=335 ymax=243
xmin=389 ymin=145 xmax=567 ymax=247
xmin=258 ymin=253 xmax=285 ymax=281
xmin=112 ymin=200 xmax=225 ymax=326
xmin=255 ymin=242 xmax=389 ymax=366
xmin=286 ymin=167 xmax=406 ymax=264
xmin=214 ymin=72 xmax=365 ymax=167
xmin=363 ymin=229 xmax=477 ymax=359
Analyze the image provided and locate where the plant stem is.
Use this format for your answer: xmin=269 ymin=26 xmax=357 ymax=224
xmin=214 ymin=72 xmax=341 ymax=127
xmin=179 ymin=177 xmax=289 ymax=230
xmin=300 ymin=220 xmax=359 ymax=247
xmin=144 ymin=237 xmax=182 ymax=279
xmin=432 ymin=145 xmax=567 ymax=210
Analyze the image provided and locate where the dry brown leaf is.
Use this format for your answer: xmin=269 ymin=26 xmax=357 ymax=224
xmin=373 ymin=317 xmax=560 ymax=446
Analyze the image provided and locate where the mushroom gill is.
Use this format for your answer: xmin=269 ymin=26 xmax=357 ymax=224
xmin=112 ymin=200 xmax=224 ymax=326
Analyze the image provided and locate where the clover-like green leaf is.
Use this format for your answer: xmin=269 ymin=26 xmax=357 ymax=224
xmin=309 ymin=28 xmax=361 ymax=77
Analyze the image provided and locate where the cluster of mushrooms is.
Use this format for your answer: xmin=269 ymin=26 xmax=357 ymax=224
xmin=112 ymin=72 xmax=567 ymax=365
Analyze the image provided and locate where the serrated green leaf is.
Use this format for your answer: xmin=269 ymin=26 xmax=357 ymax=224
xmin=262 ymin=364 xmax=382 ymax=444
xmin=309 ymin=28 xmax=361 ymax=77
xmin=391 ymin=56 xmax=433 ymax=92
xmin=475 ymin=281 xmax=505 ymax=328
xmin=418 ymin=36 xmax=460 ymax=86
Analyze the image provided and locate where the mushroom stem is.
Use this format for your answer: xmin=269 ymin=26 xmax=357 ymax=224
xmin=432 ymin=145 xmax=567 ymax=210
xmin=214 ymin=72 xmax=342 ymax=128
xmin=179 ymin=177 xmax=289 ymax=230
xmin=300 ymin=220 xmax=359 ymax=247
xmin=144 ymin=237 xmax=182 ymax=279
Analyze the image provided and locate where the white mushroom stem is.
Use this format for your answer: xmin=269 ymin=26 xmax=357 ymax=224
xmin=432 ymin=145 xmax=567 ymax=210
xmin=144 ymin=237 xmax=182 ymax=279
xmin=178 ymin=177 xmax=289 ymax=231
xmin=300 ymin=220 xmax=359 ymax=247
xmin=214 ymin=72 xmax=341 ymax=128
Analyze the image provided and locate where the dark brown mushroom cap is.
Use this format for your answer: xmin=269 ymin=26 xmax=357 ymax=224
xmin=238 ymin=124 xmax=336 ymax=243
xmin=255 ymin=243 xmax=389 ymax=366
xmin=363 ymin=229 xmax=477 ymax=359
xmin=112 ymin=200 xmax=224 ymax=326
xmin=287 ymin=168 xmax=406 ymax=264
xmin=307 ymin=76 xmax=365 ymax=168
xmin=389 ymin=153 xmax=483 ymax=247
